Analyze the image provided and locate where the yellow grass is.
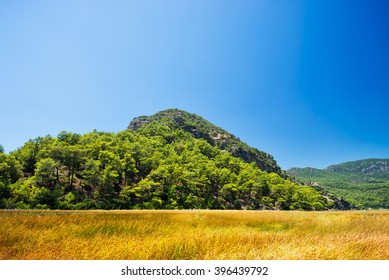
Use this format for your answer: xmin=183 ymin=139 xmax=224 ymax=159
xmin=0 ymin=210 xmax=388 ymax=260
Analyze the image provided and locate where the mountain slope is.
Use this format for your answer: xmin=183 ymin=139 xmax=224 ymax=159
xmin=128 ymin=109 xmax=283 ymax=175
xmin=0 ymin=109 xmax=343 ymax=210
xmin=288 ymin=159 xmax=389 ymax=209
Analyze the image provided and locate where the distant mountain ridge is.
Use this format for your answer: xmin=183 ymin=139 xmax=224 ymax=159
xmin=327 ymin=159 xmax=389 ymax=175
xmin=128 ymin=109 xmax=283 ymax=176
xmin=288 ymin=159 xmax=389 ymax=209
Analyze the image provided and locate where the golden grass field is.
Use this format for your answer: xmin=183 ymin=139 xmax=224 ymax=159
xmin=0 ymin=210 xmax=388 ymax=260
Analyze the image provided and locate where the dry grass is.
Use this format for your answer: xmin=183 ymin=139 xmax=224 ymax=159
xmin=0 ymin=210 xmax=388 ymax=260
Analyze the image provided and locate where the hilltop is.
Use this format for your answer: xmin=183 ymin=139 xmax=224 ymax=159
xmin=128 ymin=109 xmax=283 ymax=176
xmin=288 ymin=159 xmax=389 ymax=209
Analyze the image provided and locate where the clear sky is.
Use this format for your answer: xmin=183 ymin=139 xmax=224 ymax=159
xmin=1 ymin=0 xmax=388 ymax=169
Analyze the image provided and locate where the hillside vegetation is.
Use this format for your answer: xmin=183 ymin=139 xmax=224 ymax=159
xmin=0 ymin=109 xmax=342 ymax=210
xmin=129 ymin=109 xmax=283 ymax=175
xmin=288 ymin=159 xmax=389 ymax=209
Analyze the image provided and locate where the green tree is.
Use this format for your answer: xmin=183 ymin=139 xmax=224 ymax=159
xmin=0 ymin=154 xmax=23 ymax=185
xmin=57 ymin=131 xmax=81 ymax=145
xmin=35 ymin=158 xmax=58 ymax=189
xmin=63 ymin=146 xmax=82 ymax=189
xmin=81 ymin=159 xmax=101 ymax=188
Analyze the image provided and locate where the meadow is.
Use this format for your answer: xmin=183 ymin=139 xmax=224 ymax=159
xmin=0 ymin=210 xmax=388 ymax=260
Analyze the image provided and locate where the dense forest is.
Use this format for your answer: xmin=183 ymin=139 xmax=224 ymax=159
xmin=0 ymin=109 xmax=346 ymax=210
xmin=288 ymin=159 xmax=389 ymax=209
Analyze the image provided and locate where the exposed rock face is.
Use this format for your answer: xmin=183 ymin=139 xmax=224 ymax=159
xmin=361 ymin=162 xmax=389 ymax=174
xmin=128 ymin=109 xmax=283 ymax=176
xmin=327 ymin=159 xmax=389 ymax=174
xmin=128 ymin=116 xmax=152 ymax=130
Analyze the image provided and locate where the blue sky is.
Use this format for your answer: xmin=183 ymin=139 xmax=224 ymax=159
xmin=1 ymin=0 xmax=388 ymax=169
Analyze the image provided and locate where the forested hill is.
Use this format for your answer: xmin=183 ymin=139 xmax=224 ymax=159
xmin=128 ymin=109 xmax=283 ymax=176
xmin=0 ymin=109 xmax=348 ymax=210
xmin=288 ymin=159 xmax=389 ymax=209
